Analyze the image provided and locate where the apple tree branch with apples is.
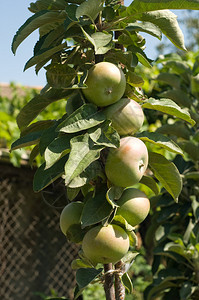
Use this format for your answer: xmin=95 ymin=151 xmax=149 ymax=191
xmin=11 ymin=0 xmax=199 ymax=299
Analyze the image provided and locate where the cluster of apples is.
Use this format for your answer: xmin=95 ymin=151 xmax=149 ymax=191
xmin=60 ymin=62 xmax=150 ymax=266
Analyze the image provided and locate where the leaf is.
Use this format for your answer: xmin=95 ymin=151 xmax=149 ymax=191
xmin=88 ymin=121 xmax=120 ymax=148
xmin=155 ymin=73 xmax=181 ymax=88
xmin=76 ymin=0 xmax=103 ymax=20
xmin=126 ymin=70 xmax=144 ymax=87
xmin=17 ymin=88 xmax=73 ymax=130
xmin=149 ymin=152 xmax=183 ymax=202
xmin=33 ymin=154 xmax=68 ymax=192
xmin=128 ymin=0 xmax=199 ymax=14
xmin=75 ymin=267 xmax=103 ymax=299
xmin=122 ymin=272 xmax=133 ymax=294
xmin=91 ymin=32 xmax=113 ymax=54
xmin=106 ymin=186 xmax=124 ymax=207
xmin=28 ymin=0 xmax=69 ymax=12
xmin=24 ymin=43 xmax=68 ymax=71
xmin=125 ymin=22 xmax=162 ymax=40
xmin=178 ymin=141 xmax=199 ymax=161
xmin=64 ymin=134 xmax=103 ymax=186
xmin=44 ymin=134 xmax=73 ymax=168
xmin=156 ymin=122 xmax=190 ymax=140
xmin=68 ymin=160 xmax=104 ymax=188
xmin=139 ymin=175 xmax=160 ymax=195
xmin=137 ymin=131 xmax=183 ymax=155
xmin=159 ymin=89 xmax=191 ymax=108
xmin=134 ymin=10 xmax=186 ymax=50
xmin=12 ymin=10 xmax=66 ymax=54
xmin=142 ymin=98 xmax=195 ymax=126
xmin=57 ymin=104 xmax=105 ymax=133
xmin=11 ymin=131 xmax=42 ymax=150
xmin=81 ymin=188 xmax=113 ymax=228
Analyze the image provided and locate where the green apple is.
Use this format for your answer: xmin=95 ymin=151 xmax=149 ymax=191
xmin=117 ymin=188 xmax=150 ymax=226
xmin=82 ymin=224 xmax=129 ymax=265
xmin=82 ymin=62 xmax=126 ymax=107
xmin=104 ymin=98 xmax=144 ymax=135
xmin=105 ymin=136 xmax=148 ymax=187
xmin=60 ymin=201 xmax=83 ymax=236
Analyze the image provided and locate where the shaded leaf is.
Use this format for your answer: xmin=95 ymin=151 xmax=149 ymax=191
xmin=57 ymin=104 xmax=105 ymax=133
xmin=17 ymin=88 xmax=73 ymax=130
xmin=140 ymin=175 xmax=160 ymax=195
xmin=125 ymin=21 xmax=162 ymax=40
xmin=12 ymin=10 xmax=66 ymax=54
xmin=159 ymin=89 xmax=191 ymax=108
xmin=134 ymin=10 xmax=186 ymax=50
xmin=64 ymin=134 xmax=103 ymax=186
xmin=149 ymin=151 xmax=183 ymax=202
xmin=122 ymin=272 xmax=133 ymax=294
xmin=137 ymin=131 xmax=183 ymax=155
xmin=142 ymin=98 xmax=195 ymax=126
xmin=33 ymin=154 xmax=68 ymax=192
xmin=128 ymin=0 xmax=199 ymax=14
xmin=76 ymin=0 xmax=103 ymax=20
xmin=88 ymin=121 xmax=120 ymax=148
xmin=81 ymin=188 xmax=113 ymax=227
xmin=24 ymin=43 xmax=68 ymax=71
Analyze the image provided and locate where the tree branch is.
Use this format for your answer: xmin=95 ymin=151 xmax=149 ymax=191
xmin=104 ymin=263 xmax=116 ymax=300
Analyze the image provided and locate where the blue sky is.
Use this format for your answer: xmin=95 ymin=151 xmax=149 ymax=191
xmin=0 ymin=1 xmax=187 ymax=87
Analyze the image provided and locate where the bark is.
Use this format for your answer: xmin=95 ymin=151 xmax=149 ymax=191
xmin=115 ymin=261 xmax=126 ymax=300
xmin=104 ymin=263 xmax=116 ymax=300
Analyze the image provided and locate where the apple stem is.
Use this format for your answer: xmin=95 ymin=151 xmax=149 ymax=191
xmin=115 ymin=261 xmax=126 ymax=300
xmin=104 ymin=263 xmax=116 ymax=300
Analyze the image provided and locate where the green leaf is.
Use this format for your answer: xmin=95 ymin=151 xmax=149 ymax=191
xmin=122 ymin=272 xmax=133 ymax=294
xmin=81 ymin=188 xmax=113 ymax=228
xmin=91 ymin=32 xmax=113 ymax=54
xmin=149 ymin=152 xmax=183 ymax=202
xmin=178 ymin=141 xmax=199 ymax=161
xmin=17 ymin=88 xmax=73 ymax=130
xmin=75 ymin=267 xmax=103 ymax=299
xmin=28 ymin=0 xmax=69 ymax=12
xmin=24 ymin=43 xmax=68 ymax=71
xmin=126 ymin=70 xmax=144 ymax=87
xmin=155 ymin=73 xmax=181 ymax=88
xmin=11 ymin=131 xmax=42 ymax=150
xmin=158 ymin=89 xmax=191 ymax=108
xmin=137 ymin=131 xmax=183 ymax=155
xmin=76 ymin=0 xmax=103 ymax=20
xmin=33 ymin=154 xmax=68 ymax=192
xmin=142 ymin=98 xmax=195 ymax=126
xmin=128 ymin=0 xmax=199 ymax=14
xmin=156 ymin=122 xmax=190 ymax=140
xmin=88 ymin=121 xmax=120 ymax=148
xmin=64 ymin=134 xmax=103 ymax=186
xmin=57 ymin=104 xmax=105 ymax=133
xmin=68 ymin=160 xmax=104 ymax=188
xmin=134 ymin=10 xmax=186 ymax=50
xmin=44 ymin=134 xmax=73 ymax=168
xmin=125 ymin=22 xmax=162 ymax=40
xmin=139 ymin=175 xmax=160 ymax=196
xmin=12 ymin=10 xmax=66 ymax=54
xmin=106 ymin=186 xmax=124 ymax=207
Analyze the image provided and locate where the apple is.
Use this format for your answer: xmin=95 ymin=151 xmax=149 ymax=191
xmin=82 ymin=224 xmax=129 ymax=265
xmin=104 ymin=97 xmax=144 ymax=135
xmin=105 ymin=136 xmax=148 ymax=187
xmin=116 ymin=188 xmax=150 ymax=226
xmin=60 ymin=201 xmax=83 ymax=236
xmin=82 ymin=62 xmax=126 ymax=107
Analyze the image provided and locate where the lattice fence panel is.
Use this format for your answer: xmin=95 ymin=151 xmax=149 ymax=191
xmin=0 ymin=163 xmax=79 ymax=300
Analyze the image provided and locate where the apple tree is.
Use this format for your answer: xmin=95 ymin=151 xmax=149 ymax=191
xmin=11 ymin=0 xmax=199 ymax=299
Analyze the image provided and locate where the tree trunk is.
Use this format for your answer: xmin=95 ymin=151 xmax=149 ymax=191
xmin=115 ymin=261 xmax=126 ymax=300
xmin=104 ymin=263 xmax=116 ymax=300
